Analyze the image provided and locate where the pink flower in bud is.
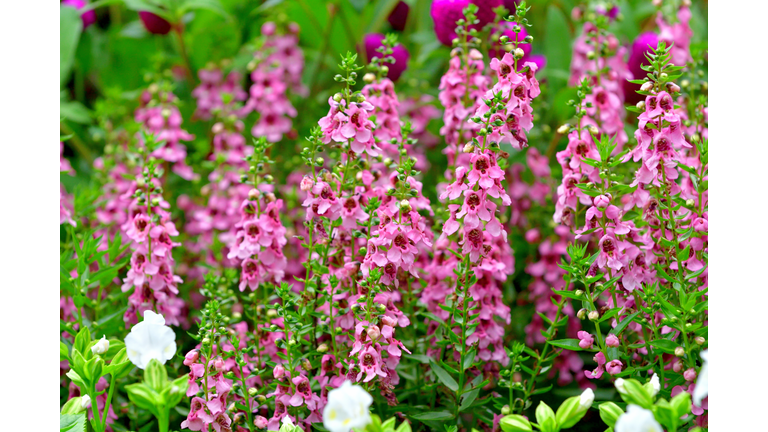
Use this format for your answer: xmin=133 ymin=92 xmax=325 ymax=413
xmin=381 ymin=315 xmax=396 ymax=328
xmin=273 ymin=364 xmax=286 ymax=380
xmin=213 ymin=357 xmax=225 ymax=372
xmin=255 ymin=416 xmax=268 ymax=428
xmin=577 ymin=331 xmax=594 ymax=349
xmin=300 ymin=176 xmax=314 ymax=191
xmin=673 ymin=359 xmax=684 ymax=373
xmin=606 ymin=334 xmax=620 ymax=347
xmin=606 ymin=359 xmax=623 ymax=375
xmin=594 ymin=195 xmax=610 ymax=208
xmin=684 ymin=368 xmax=697 ymax=382
xmin=366 ymin=325 xmax=381 ymax=340
xmin=183 ymin=350 xmax=199 ymax=366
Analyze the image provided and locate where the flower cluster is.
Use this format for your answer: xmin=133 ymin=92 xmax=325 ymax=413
xmin=241 ymin=22 xmax=305 ymax=142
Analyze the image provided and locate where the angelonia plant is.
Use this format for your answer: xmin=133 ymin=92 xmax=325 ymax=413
xmin=60 ymin=1 xmax=708 ymax=431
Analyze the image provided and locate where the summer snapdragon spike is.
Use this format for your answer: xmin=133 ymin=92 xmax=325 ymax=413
xmin=135 ymin=80 xmax=196 ymax=180
xmin=60 ymin=142 xmax=76 ymax=227
xmin=547 ymin=41 xmax=707 ymax=426
xmin=655 ymin=2 xmax=693 ymax=68
xmin=241 ymin=21 xmax=306 ymax=143
xmin=224 ymin=138 xmax=288 ymax=291
xmin=569 ymin=11 xmax=631 ymax=148
xmin=182 ymin=79 xmax=252 ymax=276
xmin=191 ymin=66 xmax=248 ymax=121
xmin=121 ymin=137 xmax=185 ymax=327
xmin=181 ymin=299 xmax=235 ymax=432
xmin=437 ymin=4 xmax=490 ymax=169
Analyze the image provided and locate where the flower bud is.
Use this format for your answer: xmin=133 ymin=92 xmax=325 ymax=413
xmin=557 ymin=124 xmax=570 ymax=134
xmin=214 ymin=357 xmax=225 ymax=372
xmin=514 ymin=48 xmax=525 ymax=59
xmin=606 ymin=334 xmax=620 ymax=347
xmin=81 ymin=394 xmax=91 ymax=409
xmin=636 ymin=101 xmax=645 ymax=110
xmin=363 ymin=73 xmax=376 ymax=83
xmin=574 ymin=289 xmax=584 ymax=297
xmin=501 ymin=405 xmax=511 ymax=415
xmin=366 ymin=325 xmax=381 ymax=340
xmin=256 ymin=395 xmax=267 ymax=404
xmin=587 ymin=125 xmax=599 ymax=135
xmin=317 ymin=343 xmax=329 ymax=353
xmin=694 ymin=336 xmax=706 ymax=345
xmin=255 ymin=415 xmax=268 ymax=428
xmin=684 ymin=368 xmax=697 ymax=382
xmin=267 ymin=309 xmax=278 ymax=318
xmin=248 ymin=387 xmax=258 ymax=397
xmin=273 ymin=365 xmax=286 ymax=380
xmin=91 ymin=336 xmax=109 ymax=355
xmin=399 ymin=199 xmax=412 ymax=212
xmin=685 ymin=199 xmax=695 ymax=207
xmin=577 ymin=308 xmax=587 ymax=319
xmin=674 ymin=346 xmax=685 ymax=357
xmin=333 ymin=93 xmax=343 ymax=102
xmin=666 ymin=82 xmax=680 ymax=93
xmin=463 ymin=143 xmax=475 ymax=153
xmin=248 ymin=189 xmax=260 ymax=200
xmin=640 ymin=82 xmax=653 ymax=92
xmin=588 ymin=310 xmax=600 ymax=321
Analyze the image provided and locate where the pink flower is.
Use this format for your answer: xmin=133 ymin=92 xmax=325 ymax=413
xmin=584 ymin=352 xmax=606 ymax=379
xmin=577 ymin=331 xmax=594 ymax=349
xmin=606 ymin=359 xmax=623 ymax=375
xmin=606 ymin=334 xmax=620 ymax=347
xmin=356 ymin=345 xmax=386 ymax=382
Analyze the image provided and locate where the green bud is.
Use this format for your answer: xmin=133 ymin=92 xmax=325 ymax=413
xmin=499 ymin=414 xmax=532 ymax=432
xmin=598 ymin=402 xmax=624 ymax=428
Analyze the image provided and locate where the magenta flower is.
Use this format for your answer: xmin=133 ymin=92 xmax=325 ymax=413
xmin=606 ymin=334 xmax=620 ymax=347
xmin=62 ymin=0 xmax=97 ymax=28
xmin=431 ymin=0 xmax=502 ymax=46
xmin=364 ymin=33 xmax=410 ymax=81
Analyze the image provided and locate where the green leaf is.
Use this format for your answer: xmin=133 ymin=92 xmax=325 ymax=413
xmin=429 ymin=359 xmax=458 ymax=392
xmin=649 ymin=339 xmax=678 ymax=354
xmin=409 ymin=411 xmax=454 ymax=421
xmin=60 ymin=6 xmax=83 ymax=86
xmin=61 ymin=397 xmax=87 ymax=415
xmin=610 ymin=311 xmax=641 ymax=336
xmin=598 ymin=402 xmax=623 ymax=428
xmin=548 ymin=339 xmax=583 ymax=351
xmin=499 ymin=414 xmax=532 ymax=432
xmin=459 ymin=387 xmax=480 ymax=411
xmin=73 ymin=326 xmax=91 ymax=359
xmin=60 ymin=100 xmax=93 ymax=124
xmin=125 ymin=383 xmax=162 ymax=416
xmin=60 ymin=413 xmax=86 ymax=432
xmin=535 ymin=401 xmax=557 ymax=432
xmin=61 ymin=341 xmax=70 ymax=362
xmin=103 ymin=348 xmax=135 ymax=380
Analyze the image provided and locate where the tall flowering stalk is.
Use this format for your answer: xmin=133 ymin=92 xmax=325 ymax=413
xmin=121 ymin=133 xmax=185 ymax=326
xmin=242 ymin=21 xmax=306 ymax=143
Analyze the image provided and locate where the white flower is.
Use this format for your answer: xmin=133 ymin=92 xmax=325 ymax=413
xmin=692 ymin=349 xmax=708 ymax=406
xmin=579 ymin=388 xmax=594 ymax=409
xmin=80 ymin=394 xmax=91 ymax=409
xmin=615 ymin=405 xmax=662 ymax=432
xmin=322 ymin=380 xmax=373 ymax=432
xmin=614 ymin=378 xmax=626 ymax=394
xmin=91 ymin=336 xmax=109 ymax=355
xmin=649 ymin=373 xmax=660 ymax=396
xmin=124 ymin=310 xmax=176 ymax=369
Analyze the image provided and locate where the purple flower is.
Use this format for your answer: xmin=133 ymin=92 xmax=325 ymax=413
xmin=139 ymin=11 xmax=172 ymax=35
xmin=388 ymin=1 xmax=410 ymax=31
xmin=364 ymin=33 xmax=410 ymax=81
xmin=623 ymin=32 xmax=658 ymax=105
xmin=431 ymin=0 xmax=503 ymax=46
